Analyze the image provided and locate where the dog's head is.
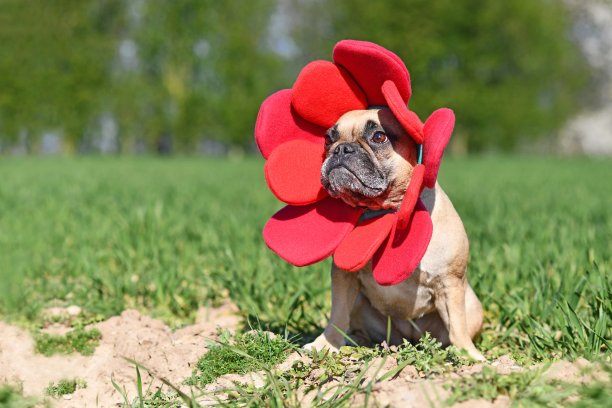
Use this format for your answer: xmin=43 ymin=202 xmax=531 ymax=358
xmin=320 ymin=109 xmax=418 ymax=210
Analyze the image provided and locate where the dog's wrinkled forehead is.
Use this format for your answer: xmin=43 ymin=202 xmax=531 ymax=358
xmin=332 ymin=109 xmax=409 ymax=142
xmin=333 ymin=110 xmax=379 ymax=140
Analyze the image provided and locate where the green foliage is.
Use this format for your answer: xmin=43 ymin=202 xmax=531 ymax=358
xmin=0 ymin=155 xmax=610 ymax=406
xmin=444 ymin=365 xmax=545 ymax=404
xmin=34 ymin=327 xmax=102 ymax=356
xmin=395 ymin=332 xmax=468 ymax=376
xmin=1 ymin=156 xmax=611 ymax=366
xmin=570 ymin=364 xmax=612 ymax=407
xmin=445 ymin=363 xmax=612 ymax=407
xmin=220 ymin=362 xmax=373 ymax=408
xmin=113 ymin=349 xmax=378 ymax=408
xmin=290 ymin=0 xmax=591 ymax=151
xmin=522 ymin=262 xmax=611 ymax=360
xmin=114 ymin=0 xmax=284 ymax=149
xmin=184 ymin=330 xmax=294 ymax=387
xmin=0 ymin=385 xmax=46 ymax=408
xmin=0 ymin=156 xmax=332 ymax=332
xmin=166 ymin=334 xmax=469 ymax=406
xmin=439 ymin=156 xmax=612 ymax=361
xmin=0 ymin=0 xmax=592 ymax=152
xmin=45 ymin=379 xmax=87 ymax=397
xmin=0 ymin=0 xmax=119 ymax=146
xmin=0 ymin=0 xmax=284 ymax=151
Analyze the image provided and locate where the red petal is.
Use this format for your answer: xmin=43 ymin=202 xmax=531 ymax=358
xmin=396 ymin=164 xmax=425 ymax=230
xmin=255 ymin=89 xmax=326 ymax=159
xmin=263 ymin=197 xmax=364 ymax=267
xmin=292 ymin=60 xmax=368 ymax=129
xmin=381 ymin=80 xmax=424 ymax=144
xmin=333 ymin=40 xmax=411 ymax=107
xmin=334 ymin=212 xmax=395 ymax=272
xmin=264 ymin=140 xmax=328 ymax=205
xmin=423 ymin=108 xmax=455 ymax=189
xmin=372 ymin=200 xmax=433 ymax=286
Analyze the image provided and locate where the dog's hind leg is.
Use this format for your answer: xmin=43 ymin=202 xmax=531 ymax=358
xmin=304 ymin=264 xmax=361 ymax=352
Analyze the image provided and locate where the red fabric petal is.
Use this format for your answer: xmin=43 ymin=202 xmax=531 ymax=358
xmin=263 ymin=197 xmax=364 ymax=267
xmin=381 ymin=80 xmax=424 ymax=144
xmin=334 ymin=212 xmax=395 ymax=272
xmin=255 ymin=89 xmax=327 ymax=159
xmin=264 ymin=140 xmax=328 ymax=206
xmin=333 ymin=40 xmax=411 ymax=107
xmin=423 ymin=108 xmax=455 ymax=189
xmin=372 ymin=200 xmax=433 ymax=286
xmin=396 ymin=164 xmax=425 ymax=230
xmin=292 ymin=60 xmax=368 ymax=129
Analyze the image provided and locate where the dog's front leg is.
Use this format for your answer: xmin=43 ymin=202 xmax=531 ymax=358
xmin=304 ymin=264 xmax=360 ymax=352
xmin=435 ymin=276 xmax=486 ymax=361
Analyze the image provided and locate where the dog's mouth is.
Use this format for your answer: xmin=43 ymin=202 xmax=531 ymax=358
xmin=323 ymin=163 xmax=388 ymax=199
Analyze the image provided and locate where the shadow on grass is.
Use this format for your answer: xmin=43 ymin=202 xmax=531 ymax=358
xmin=240 ymin=313 xmax=324 ymax=347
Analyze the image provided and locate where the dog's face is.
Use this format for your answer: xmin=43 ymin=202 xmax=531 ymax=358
xmin=320 ymin=109 xmax=418 ymax=210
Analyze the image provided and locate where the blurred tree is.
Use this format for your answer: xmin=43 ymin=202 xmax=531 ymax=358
xmin=0 ymin=0 xmax=284 ymax=152
xmin=287 ymin=0 xmax=591 ymax=151
xmin=0 ymin=0 xmax=593 ymax=153
xmin=0 ymin=0 xmax=121 ymax=150
xmin=110 ymin=0 xmax=284 ymax=151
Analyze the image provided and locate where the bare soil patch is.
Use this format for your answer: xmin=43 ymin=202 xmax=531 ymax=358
xmin=0 ymin=304 xmax=607 ymax=407
xmin=0 ymin=301 xmax=240 ymax=407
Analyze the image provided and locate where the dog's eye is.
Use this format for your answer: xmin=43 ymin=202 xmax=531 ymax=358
xmin=371 ymin=131 xmax=387 ymax=144
xmin=324 ymin=135 xmax=334 ymax=146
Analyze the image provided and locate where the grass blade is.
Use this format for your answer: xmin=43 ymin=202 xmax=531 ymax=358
xmin=110 ymin=373 xmax=131 ymax=408
xmin=135 ymin=366 xmax=144 ymax=408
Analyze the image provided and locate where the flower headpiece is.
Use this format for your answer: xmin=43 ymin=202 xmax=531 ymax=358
xmin=255 ymin=40 xmax=454 ymax=286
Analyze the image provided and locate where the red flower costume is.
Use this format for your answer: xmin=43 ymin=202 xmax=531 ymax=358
xmin=255 ymin=40 xmax=455 ymax=286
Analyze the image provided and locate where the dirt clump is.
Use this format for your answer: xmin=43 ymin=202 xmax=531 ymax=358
xmin=0 ymin=301 xmax=240 ymax=407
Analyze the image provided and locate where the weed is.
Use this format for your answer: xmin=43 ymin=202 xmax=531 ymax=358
xmin=221 ymin=363 xmax=374 ymax=407
xmin=444 ymin=365 xmax=544 ymax=404
xmin=184 ymin=330 xmax=294 ymax=387
xmin=395 ymin=332 xmax=469 ymax=376
xmin=34 ymin=327 xmax=102 ymax=356
xmin=45 ymin=379 xmax=87 ymax=397
xmin=445 ymin=361 xmax=612 ymax=407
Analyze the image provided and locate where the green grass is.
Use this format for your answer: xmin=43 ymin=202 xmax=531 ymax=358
xmin=0 ymin=156 xmax=332 ymax=333
xmin=445 ymin=362 xmax=612 ymax=407
xmin=0 ymin=155 xmax=611 ymax=405
xmin=45 ymin=379 xmax=87 ymax=397
xmin=440 ymin=156 xmax=612 ymax=362
xmin=0 ymin=384 xmax=48 ymax=408
xmin=444 ymin=364 xmax=546 ymax=404
xmin=34 ymin=327 xmax=102 ymax=356
xmin=184 ymin=329 xmax=295 ymax=387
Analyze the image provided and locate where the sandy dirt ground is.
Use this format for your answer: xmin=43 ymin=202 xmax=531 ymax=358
xmin=0 ymin=302 xmax=241 ymax=407
xmin=0 ymin=303 xmax=605 ymax=408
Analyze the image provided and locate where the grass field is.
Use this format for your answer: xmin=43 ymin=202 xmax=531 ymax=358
xmin=0 ymin=155 xmax=611 ymax=405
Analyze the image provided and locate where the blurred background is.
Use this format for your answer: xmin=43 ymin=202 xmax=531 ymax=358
xmin=0 ymin=0 xmax=611 ymax=156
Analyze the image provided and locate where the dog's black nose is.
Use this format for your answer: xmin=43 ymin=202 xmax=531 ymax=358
xmin=334 ymin=142 xmax=357 ymax=156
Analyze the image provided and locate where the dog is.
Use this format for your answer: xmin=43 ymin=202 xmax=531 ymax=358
xmin=304 ymin=108 xmax=485 ymax=361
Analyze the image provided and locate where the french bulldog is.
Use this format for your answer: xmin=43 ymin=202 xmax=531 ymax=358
xmin=305 ymin=108 xmax=485 ymax=361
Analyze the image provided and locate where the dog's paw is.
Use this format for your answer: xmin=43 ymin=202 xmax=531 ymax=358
xmin=303 ymin=334 xmax=343 ymax=353
xmin=466 ymin=348 xmax=487 ymax=362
